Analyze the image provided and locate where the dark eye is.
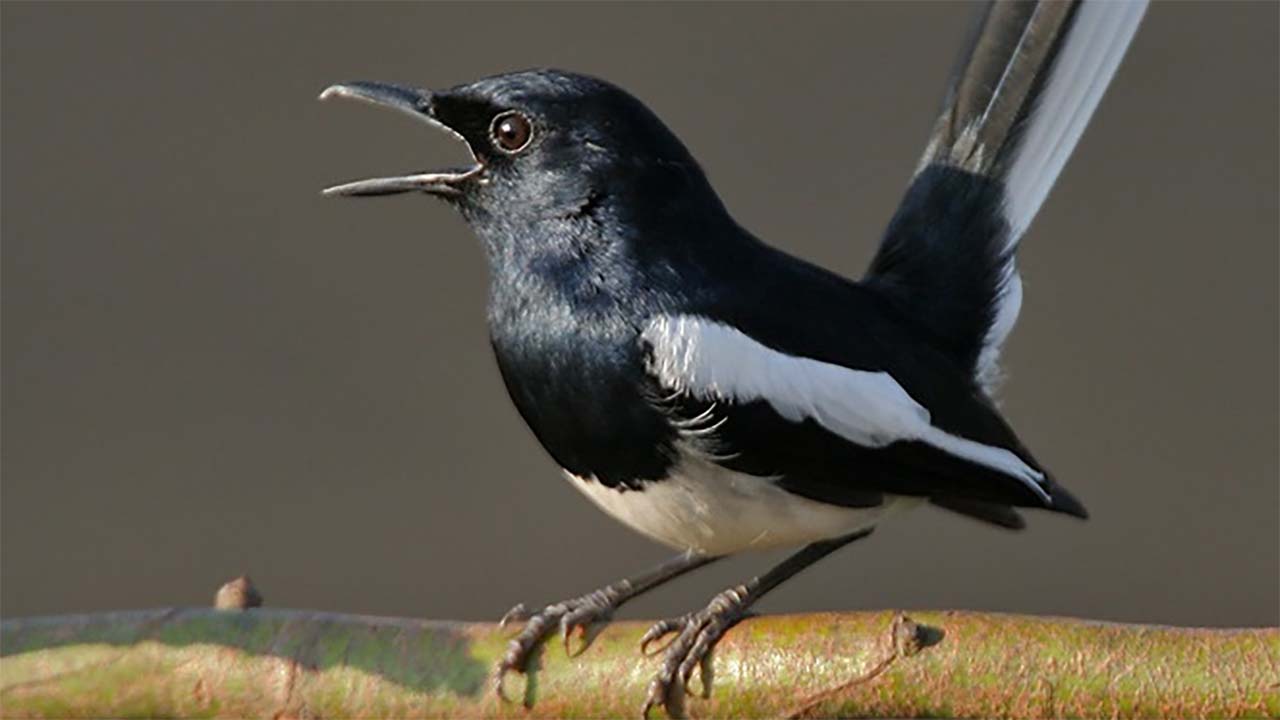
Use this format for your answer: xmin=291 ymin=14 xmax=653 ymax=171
xmin=491 ymin=111 xmax=533 ymax=153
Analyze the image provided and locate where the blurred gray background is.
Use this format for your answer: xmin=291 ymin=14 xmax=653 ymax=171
xmin=3 ymin=2 xmax=1276 ymax=627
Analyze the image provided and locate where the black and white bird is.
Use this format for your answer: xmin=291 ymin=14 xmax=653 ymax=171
xmin=321 ymin=1 xmax=1147 ymax=715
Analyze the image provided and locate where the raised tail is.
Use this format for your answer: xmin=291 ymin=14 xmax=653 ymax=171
xmin=866 ymin=0 xmax=1148 ymax=395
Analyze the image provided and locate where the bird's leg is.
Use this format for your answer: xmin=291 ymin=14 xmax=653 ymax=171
xmin=494 ymin=550 xmax=720 ymax=701
xmin=639 ymin=528 xmax=874 ymax=719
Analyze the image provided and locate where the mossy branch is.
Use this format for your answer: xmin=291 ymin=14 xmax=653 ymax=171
xmin=1 ymin=607 xmax=1276 ymax=718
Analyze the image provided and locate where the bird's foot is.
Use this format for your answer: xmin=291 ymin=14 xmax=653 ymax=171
xmin=493 ymin=583 xmax=631 ymax=702
xmin=639 ymin=584 xmax=753 ymax=719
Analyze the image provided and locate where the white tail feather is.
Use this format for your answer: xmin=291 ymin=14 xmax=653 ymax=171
xmin=1001 ymin=0 xmax=1148 ymax=243
xmin=981 ymin=0 xmax=1147 ymax=392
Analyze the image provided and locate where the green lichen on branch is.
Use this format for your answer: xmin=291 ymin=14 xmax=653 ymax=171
xmin=1 ymin=608 xmax=1276 ymax=718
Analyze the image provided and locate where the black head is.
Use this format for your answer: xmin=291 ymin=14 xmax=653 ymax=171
xmin=321 ymin=69 xmax=728 ymax=237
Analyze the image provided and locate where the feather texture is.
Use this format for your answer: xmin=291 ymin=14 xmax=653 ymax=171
xmin=869 ymin=0 xmax=1148 ymax=394
xmin=642 ymin=314 xmax=1052 ymax=503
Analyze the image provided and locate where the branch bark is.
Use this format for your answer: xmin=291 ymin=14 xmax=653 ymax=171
xmin=1 ymin=608 xmax=1276 ymax=718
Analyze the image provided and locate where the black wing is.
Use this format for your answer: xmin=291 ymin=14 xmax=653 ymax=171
xmin=661 ymin=247 xmax=1086 ymax=524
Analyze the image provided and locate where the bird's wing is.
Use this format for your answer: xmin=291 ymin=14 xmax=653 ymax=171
xmin=865 ymin=0 xmax=1148 ymax=394
xmin=640 ymin=313 xmax=1085 ymax=518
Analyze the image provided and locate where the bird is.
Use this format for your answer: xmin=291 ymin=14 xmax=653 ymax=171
xmin=320 ymin=1 xmax=1148 ymax=715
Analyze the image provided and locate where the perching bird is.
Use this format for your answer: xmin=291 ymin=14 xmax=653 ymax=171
xmin=321 ymin=1 xmax=1147 ymax=715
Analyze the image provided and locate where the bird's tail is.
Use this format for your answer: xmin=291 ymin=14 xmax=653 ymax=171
xmin=866 ymin=0 xmax=1147 ymax=395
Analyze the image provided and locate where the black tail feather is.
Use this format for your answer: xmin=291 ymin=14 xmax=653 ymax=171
xmin=1045 ymin=480 xmax=1089 ymax=519
xmin=930 ymin=496 xmax=1026 ymax=530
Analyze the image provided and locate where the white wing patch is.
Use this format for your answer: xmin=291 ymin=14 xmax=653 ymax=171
xmin=644 ymin=315 xmax=928 ymax=447
xmin=642 ymin=314 xmax=1051 ymax=503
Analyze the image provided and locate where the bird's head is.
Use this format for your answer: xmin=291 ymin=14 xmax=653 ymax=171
xmin=321 ymin=70 xmax=726 ymax=236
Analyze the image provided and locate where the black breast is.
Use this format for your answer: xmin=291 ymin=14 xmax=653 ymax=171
xmin=486 ymin=266 xmax=676 ymax=490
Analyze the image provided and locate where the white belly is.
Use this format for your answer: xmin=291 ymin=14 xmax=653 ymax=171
xmin=566 ymin=456 xmax=919 ymax=555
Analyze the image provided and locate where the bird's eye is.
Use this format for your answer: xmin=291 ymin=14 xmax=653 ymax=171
xmin=491 ymin=111 xmax=533 ymax=153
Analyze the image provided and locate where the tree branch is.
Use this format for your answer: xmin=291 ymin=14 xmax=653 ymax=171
xmin=2 ymin=608 xmax=1276 ymax=718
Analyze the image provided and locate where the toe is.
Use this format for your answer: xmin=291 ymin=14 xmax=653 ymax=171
xmin=499 ymin=602 xmax=528 ymax=630
xmin=678 ymin=622 xmax=719 ymax=692
xmin=641 ymin=671 xmax=681 ymax=719
xmin=493 ymin=659 xmax=517 ymax=703
xmin=640 ymin=616 xmax=685 ymax=655
xmin=559 ymin=611 xmax=582 ymax=655
xmin=640 ymin=678 xmax=662 ymax=718
xmin=559 ymin=605 xmax=603 ymax=656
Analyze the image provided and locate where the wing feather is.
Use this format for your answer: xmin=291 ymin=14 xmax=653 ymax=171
xmin=642 ymin=314 xmax=1057 ymax=506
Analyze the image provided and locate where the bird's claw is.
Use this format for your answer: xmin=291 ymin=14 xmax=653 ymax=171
xmin=491 ymin=590 xmax=621 ymax=703
xmin=639 ymin=616 xmax=686 ymax=656
xmin=498 ymin=602 xmax=528 ymax=630
xmin=493 ymin=658 xmax=517 ymax=704
xmin=639 ymin=586 xmax=751 ymax=718
xmin=560 ymin=604 xmax=601 ymax=656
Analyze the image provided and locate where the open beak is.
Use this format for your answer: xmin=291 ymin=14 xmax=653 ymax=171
xmin=319 ymin=81 xmax=482 ymax=197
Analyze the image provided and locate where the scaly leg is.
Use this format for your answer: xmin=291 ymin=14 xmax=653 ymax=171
xmin=495 ymin=550 xmax=721 ymax=700
xmin=639 ymin=528 xmax=874 ymax=718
